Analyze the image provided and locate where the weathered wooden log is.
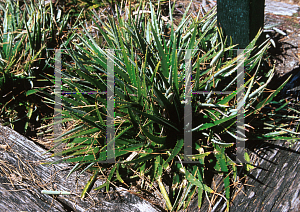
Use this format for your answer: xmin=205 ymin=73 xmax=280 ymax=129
xmin=230 ymin=139 xmax=300 ymax=211
xmin=185 ymin=138 xmax=300 ymax=211
xmin=0 ymin=124 xmax=161 ymax=212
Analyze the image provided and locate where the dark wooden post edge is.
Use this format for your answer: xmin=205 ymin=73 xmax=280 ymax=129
xmin=217 ymin=0 xmax=266 ymax=49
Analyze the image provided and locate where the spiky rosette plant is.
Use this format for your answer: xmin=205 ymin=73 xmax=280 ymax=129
xmin=41 ymin=1 xmax=300 ymax=211
xmin=0 ymin=0 xmax=70 ymax=134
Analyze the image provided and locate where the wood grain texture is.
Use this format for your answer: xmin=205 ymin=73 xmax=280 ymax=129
xmin=0 ymin=124 xmax=161 ymax=212
xmin=230 ymin=140 xmax=300 ymax=211
xmin=185 ymin=139 xmax=300 ymax=212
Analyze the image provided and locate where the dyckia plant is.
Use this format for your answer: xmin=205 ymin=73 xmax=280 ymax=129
xmin=0 ymin=0 xmax=69 ymax=134
xmin=41 ymin=0 xmax=299 ymax=211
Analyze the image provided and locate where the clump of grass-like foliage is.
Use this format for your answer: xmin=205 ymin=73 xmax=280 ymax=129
xmin=40 ymin=0 xmax=300 ymax=211
xmin=0 ymin=0 xmax=70 ymax=135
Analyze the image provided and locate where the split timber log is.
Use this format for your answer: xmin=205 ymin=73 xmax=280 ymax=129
xmin=186 ymin=139 xmax=300 ymax=211
xmin=230 ymin=139 xmax=300 ymax=211
xmin=0 ymin=124 xmax=161 ymax=212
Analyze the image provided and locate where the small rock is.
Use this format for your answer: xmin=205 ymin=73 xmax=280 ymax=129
xmin=265 ymin=0 xmax=300 ymax=16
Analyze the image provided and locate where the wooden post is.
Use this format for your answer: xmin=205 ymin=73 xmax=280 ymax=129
xmin=217 ymin=0 xmax=265 ymax=49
